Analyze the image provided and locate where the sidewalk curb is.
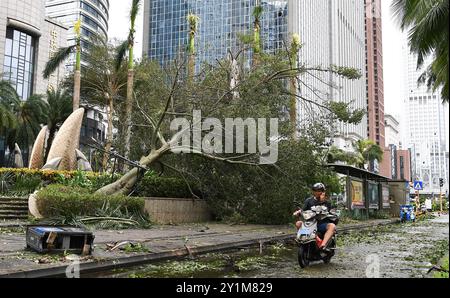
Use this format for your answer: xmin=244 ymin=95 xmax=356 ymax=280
xmin=0 ymin=219 xmax=399 ymax=278
xmin=0 ymin=222 xmax=27 ymax=228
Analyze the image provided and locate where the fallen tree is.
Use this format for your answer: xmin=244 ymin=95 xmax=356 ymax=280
xmin=96 ymin=42 xmax=365 ymax=196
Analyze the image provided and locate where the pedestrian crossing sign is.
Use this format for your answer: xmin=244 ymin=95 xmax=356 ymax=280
xmin=414 ymin=181 xmax=423 ymax=191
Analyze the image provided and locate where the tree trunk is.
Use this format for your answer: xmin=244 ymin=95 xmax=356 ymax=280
xmin=229 ymin=53 xmax=240 ymax=101
xmin=290 ymin=78 xmax=298 ymax=140
xmin=253 ymin=22 xmax=261 ymax=67
xmin=188 ymin=54 xmax=195 ymax=82
xmin=187 ymin=29 xmax=196 ymax=83
xmin=123 ymin=69 xmax=135 ymax=169
xmin=102 ymin=96 xmax=114 ymax=171
xmin=73 ymin=70 xmax=81 ymax=111
xmin=96 ymin=143 xmax=171 ymax=196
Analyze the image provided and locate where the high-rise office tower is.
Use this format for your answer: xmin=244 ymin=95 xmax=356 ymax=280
xmin=290 ymin=0 xmax=367 ymax=150
xmin=1 ymin=0 xmax=67 ymax=99
xmin=1 ymin=0 xmax=68 ymax=166
xmin=143 ymin=0 xmax=288 ymax=67
xmin=404 ymin=51 xmax=449 ymax=195
xmin=45 ymin=0 xmax=110 ymax=68
xmin=45 ymin=0 xmax=110 ymax=153
xmin=143 ymin=0 xmax=368 ymax=149
xmin=365 ymin=0 xmax=385 ymax=149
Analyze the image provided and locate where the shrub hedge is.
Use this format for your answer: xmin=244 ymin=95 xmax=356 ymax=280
xmin=0 ymin=168 xmax=101 ymax=181
xmin=0 ymin=168 xmax=120 ymax=194
xmin=1 ymin=168 xmax=201 ymax=199
xmin=36 ymin=184 xmax=145 ymax=218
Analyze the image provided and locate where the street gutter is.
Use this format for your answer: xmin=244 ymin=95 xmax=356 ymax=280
xmin=0 ymin=219 xmax=399 ymax=278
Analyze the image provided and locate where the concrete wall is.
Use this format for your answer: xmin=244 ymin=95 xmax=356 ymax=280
xmin=0 ymin=0 xmax=67 ymax=96
xmin=380 ymin=148 xmax=392 ymax=178
xmin=144 ymin=198 xmax=212 ymax=225
xmin=396 ymin=149 xmax=411 ymax=182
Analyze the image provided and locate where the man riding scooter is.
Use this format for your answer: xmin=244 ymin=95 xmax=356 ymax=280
xmin=293 ymin=183 xmax=337 ymax=251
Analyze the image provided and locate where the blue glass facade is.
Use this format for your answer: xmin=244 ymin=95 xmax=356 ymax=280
xmin=146 ymin=0 xmax=288 ymax=67
xmin=2 ymin=27 xmax=36 ymax=100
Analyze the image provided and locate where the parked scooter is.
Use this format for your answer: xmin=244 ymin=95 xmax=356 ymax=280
xmin=295 ymin=205 xmax=339 ymax=268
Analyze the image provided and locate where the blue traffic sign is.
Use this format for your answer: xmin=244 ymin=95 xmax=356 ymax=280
xmin=414 ymin=181 xmax=423 ymax=191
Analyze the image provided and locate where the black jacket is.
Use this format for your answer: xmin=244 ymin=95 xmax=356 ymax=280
xmin=303 ymin=196 xmax=332 ymax=211
xmin=302 ymin=197 xmax=337 ymax=225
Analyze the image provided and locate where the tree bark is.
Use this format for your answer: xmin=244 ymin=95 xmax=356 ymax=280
xmin=123 ymin=69 xmax=135 ymax=169
xmin=96 ymin=143 xmax=171 ymax=196
xmin=73 ymin=70 xmax=81 ymax=111
xmin=290 ymin=78 xmax=298 ymax=140
xmin=102 ymin=96 xmax=114 ymax=171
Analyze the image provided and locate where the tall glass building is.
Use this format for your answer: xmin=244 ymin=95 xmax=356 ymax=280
xmin=45 ymin=0 xmax=110 ymax=155
xmin=45 ymin=0 xmax=110 ymax=67
xmin=143 ymin=0 xmax=368 ymax=150
xmin=143 ymin=0 xmax=288 ymax=67
xmin=404 ymin=52 xmax=449 ymax=195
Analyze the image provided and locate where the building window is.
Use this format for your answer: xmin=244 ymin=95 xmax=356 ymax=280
xmin=2 ymin=27 xmax=36 ymax=100
xmin=399 ymin=156 xmax=405 ymax=180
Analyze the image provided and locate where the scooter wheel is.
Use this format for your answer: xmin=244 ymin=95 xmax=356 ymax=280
xmin=298 ymin=245 xmax=310 ymax=268
xmin=323 ymin=255 xmax=332 ymax=264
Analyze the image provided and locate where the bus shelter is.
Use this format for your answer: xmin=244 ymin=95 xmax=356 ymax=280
xmin=326 ymin=164 xmax=407 ymax=218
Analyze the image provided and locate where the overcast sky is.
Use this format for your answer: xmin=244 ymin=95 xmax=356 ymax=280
xmin=108 ymin=0 xmax=406 ymax=116
xmin=108 ymin=0 xmax=144 ymax=58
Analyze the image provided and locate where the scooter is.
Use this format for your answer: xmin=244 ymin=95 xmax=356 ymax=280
xmin=295 ymin=205 xmax=338 ymax=268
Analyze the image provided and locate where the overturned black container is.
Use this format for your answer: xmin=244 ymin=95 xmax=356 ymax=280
xmin=26 ymin=225 xmax=95 ymax=255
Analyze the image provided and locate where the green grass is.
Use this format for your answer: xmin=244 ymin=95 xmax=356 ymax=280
xmin=423 ymin=240 xmax=449 ymax=265
xmin=433 ymin=256 xmax=449 ymax=278
xmin=122 ymin=243 xmax=150 ymax=253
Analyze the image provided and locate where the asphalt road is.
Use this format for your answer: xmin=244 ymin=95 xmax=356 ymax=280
xmin=106 ymin=214 xmax=449 ymax=278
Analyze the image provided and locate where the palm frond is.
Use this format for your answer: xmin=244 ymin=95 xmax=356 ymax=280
xmin=46 ymin=88 xmax=72 ymax=128
xmin=392 ymin=0 xmax=449 ymax=103
xmin=0 ymin=80 xmax=20 ymax=104
xmin=115 ymin=40 xmax=129 ymax=71
xmin=74 ymin=19 xmax=82 ymax=36
xmin=253 ymin=6 xmax=263 ymax=19
xmin=187 ymin=13 xmax=200 ymax=31
xmin=130 ymin=0 xmax=142 ymax=24
xmin=43 ymin=45 xmax=76 ymax=78
xmin=0 ymin=80 xmax=20 ymax=131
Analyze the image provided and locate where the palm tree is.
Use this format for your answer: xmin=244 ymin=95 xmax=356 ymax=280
xmin=43 ymin=19 xmax=82 ymax=111
xmin=392 ymin=0 xmax=449 ymax=102
xmin=12 ymin=94 xmax=49 ymax=153
xmin=82 ymin=37 xmax=127 ymax=170
xmin=44 ymin=88 xmax=72 ymax=160
xmin=0 ymin=80 xmax=19 ymax=131
xmin=289 ymin=34 xmax=301 ymax=139
xmin=352 ymin=139 xmax=384 ymax=169
xmin=116 ymin=0 xmax=142 ymax=164
xmin=187 ymin=13 xmax=200 ymax=82
xmin=327 ymin=146 xmax=359 ymax=165
xmin=327 ymin=140 xmax=383 ymax=170
xmin=1 ymin=92 xmax=48 ymax=166
xmin=252 ymin=3 xmax=263 ymax=66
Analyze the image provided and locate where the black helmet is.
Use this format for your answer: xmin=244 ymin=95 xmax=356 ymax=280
xmin=312 ymin=183 xmax=326 ymax=192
